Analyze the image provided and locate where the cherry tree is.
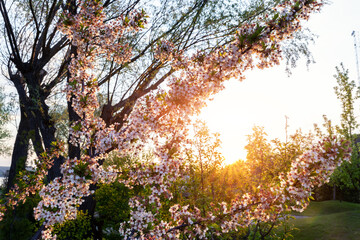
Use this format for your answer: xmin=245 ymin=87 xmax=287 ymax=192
xmin=0 ymin=0 xmax=352 ymax=239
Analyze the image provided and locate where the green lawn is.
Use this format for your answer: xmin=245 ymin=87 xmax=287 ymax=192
xmin=290 ymin=201 xmax=360 ymax=240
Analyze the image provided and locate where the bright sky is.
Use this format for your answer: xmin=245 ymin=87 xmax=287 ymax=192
xmin=200 ymin=0 xmax=360 ymax=164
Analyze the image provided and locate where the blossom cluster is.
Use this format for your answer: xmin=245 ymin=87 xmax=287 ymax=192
xmin=280 ymin=137 xmax=351 ymax=211
xmin=154 ymin=40 xmax=180 ymax=62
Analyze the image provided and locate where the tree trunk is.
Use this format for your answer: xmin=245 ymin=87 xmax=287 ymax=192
xmin=6 ymin=112 xmax=30 ymax=192
xmin=79 ymin=184 xmax=102 ymax=240
xmin=67 ymin=95 xmax=81 ymax=159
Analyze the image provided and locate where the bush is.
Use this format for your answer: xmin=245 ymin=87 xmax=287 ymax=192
xmin=53 ymin=210 xmax=93 ymax=240
xmin=0 ymin=195 xmax=40 ymax=240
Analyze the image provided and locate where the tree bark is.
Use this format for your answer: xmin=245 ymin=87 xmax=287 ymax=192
xmin=6 ymin=111 xmax=30 ymax=192
xmin=79 ymin=184 xmax=102 ymax=240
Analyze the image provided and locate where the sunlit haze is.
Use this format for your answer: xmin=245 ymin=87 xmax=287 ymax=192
xmin=200 ymin=0 xmax=360 ymax=164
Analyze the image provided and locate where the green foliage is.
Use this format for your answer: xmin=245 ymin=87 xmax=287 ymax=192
xmin=174 ymin=121 xmax=224 ymax=216
xmin=0 ymin=195 xmax=40 ymax=240
xmin=96 ymin=182 xmax=131 ymax=223
xmin=328 ymin=64 xmax=360 ymax=200
xmin=243 ymin=125 xmax=313 ymax=191
xmin=245 ymin=126 xmax=274 ymax=186
xmin=95 ymin=182 xmax=131 ymax=239
xmin=333 ymin=64 xmax=360 ymax=140
xmin=95 ymin=153 xmax=150 ymax=239
xmin=53 ymin=211 xmax=92 ymax=240
xmin=73 ymin=161 xmax=92 ymax=180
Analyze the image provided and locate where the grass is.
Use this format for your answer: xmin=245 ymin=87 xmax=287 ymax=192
xmin=289 ymin=200 xmax=360 ymax=240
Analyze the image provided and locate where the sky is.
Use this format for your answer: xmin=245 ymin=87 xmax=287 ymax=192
xmin=1 ymin=0 xmax=360 ymax=166
xmin=200 ymin=0 xmax=360 ymax=164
